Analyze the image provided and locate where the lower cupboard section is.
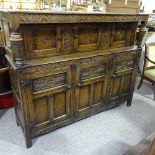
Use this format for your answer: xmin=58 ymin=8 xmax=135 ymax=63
xmin=11 ymin=49 xmax=139 ymax=148
xmin=31 ymin=96 xmax=128 ymax=138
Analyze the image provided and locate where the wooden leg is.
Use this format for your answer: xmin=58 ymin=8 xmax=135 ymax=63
xmin=16 ymin=119 xmax=19 ymax=126
xmin=127 ymin=93 xmax=134 ymax=107
xmin=127 ymin=99 xmax=132 ymax=107
xmin=25 ymin=127 xmax=32 ymax=149
xmin=137 ymin=78 xmax=144 ymax=89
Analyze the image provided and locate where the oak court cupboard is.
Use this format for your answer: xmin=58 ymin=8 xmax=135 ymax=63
xmin=0 ymin=10 xmax=148 ymax=148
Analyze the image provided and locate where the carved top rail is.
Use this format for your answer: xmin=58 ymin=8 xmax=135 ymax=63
xmin=0 ymin=10 xmax=149 ymax=30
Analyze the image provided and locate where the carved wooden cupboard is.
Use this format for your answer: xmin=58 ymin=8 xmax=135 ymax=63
xmin=0 ymin=10 xmax=148 ymax=148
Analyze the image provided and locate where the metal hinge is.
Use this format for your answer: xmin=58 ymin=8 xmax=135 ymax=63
xmin=21 ymin=79 xmax=30 ymax=87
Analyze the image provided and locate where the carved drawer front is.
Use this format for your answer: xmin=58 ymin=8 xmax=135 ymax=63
xmin=75 ymin=58 xmax=109 ymax=118
xmin=74 ymin=24 xmax=99 ymax=53
xmin=25 ymin=66 xmax=72 ymax=134
xmin=22 ymin=24 xmax=62 ymax=59
xmin=108 ymin=51 xmax=137 ymax=102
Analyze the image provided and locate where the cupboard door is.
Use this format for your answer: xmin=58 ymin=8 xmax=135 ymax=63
xmin=74 ymin=24 xmax=99 ymax=53
xmin=22 ymin=24 xmax=62 ymax=59
xmin=22 ymin=66 xmax=72 ymax=135
xmin=108 ymin=52 xmax=137 ymax=103
xmin=110 ymin=23 xmax=137 ymax=48
xmin=75 ymin=58 xmax=109 ymax=118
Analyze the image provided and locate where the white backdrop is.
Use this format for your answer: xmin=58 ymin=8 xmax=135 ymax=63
xmin=142 ymin=0 xmax=155 ymax=13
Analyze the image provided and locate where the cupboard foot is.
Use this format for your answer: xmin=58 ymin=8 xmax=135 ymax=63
xmin=127 ymin=100 xmax=132 ymax=107
xmin=25 ymin=128 xmax=32 ymax=148
xmin=16 ymin=120 xmax=19 ymax=126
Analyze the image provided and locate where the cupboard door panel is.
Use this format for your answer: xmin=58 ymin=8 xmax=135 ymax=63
xmin=122 ymin=74 xmax=132 ymax=94
xmin=108 ymin=53 xmax=137 ymax=103
xmin=22 ymin=24 xmax=61 ymax=59
xmin=79 ymin=85 xmax=90 ymax=110
xmin=93 ymin=81 xmax=103 ymax=105
xmin=25 ymin=66 xmax=72 ymax=126
xmin=110 ymin=23 xmax=127 ymax=48
xmin=53 ymin=91 xmax=67 ymax=118
xmin=33 ymin=29 xmax=56 ymax=50
xmin=110 ymin=76 xmax=122 ymax=99
xmin=74 ymin=24 xmax=99 ymax=52
xmin=35 ymin=97 xmax=49 ymax=124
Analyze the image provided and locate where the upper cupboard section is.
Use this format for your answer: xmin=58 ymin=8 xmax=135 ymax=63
xmin=21 ymin=22 xmax=137 ymax=59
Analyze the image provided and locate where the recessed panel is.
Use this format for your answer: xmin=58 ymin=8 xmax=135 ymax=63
xmin=114 ymin=27 xmax=126 ymax=42
xmin=79 ymin=85 xmax=90 ymax=110
xmin=35 ymin=97 xmax=49 ymax=124
xmin=78 ymin=28 xmax=98 ymax=45
xmin=93 ymin=81 xmax=103 ymax=105
xmin=53 ymin=92 xmax=66 ymax=118
xmin=110 ymin=77 xmax=121 ymax=98
xmin=122 ymin=74 xmax=132 ymax=93
xmin=33 ymin=29 xmax=56 ymax=50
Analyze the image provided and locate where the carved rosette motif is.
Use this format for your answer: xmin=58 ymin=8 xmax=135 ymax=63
xmin=81 ymin=65 xmax=105 ymax=79
xmin=33 ymin=74 xmax=66 ymax=92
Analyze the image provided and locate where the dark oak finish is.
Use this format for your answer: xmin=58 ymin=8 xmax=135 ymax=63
xmin=0 ymin=10 xmax=148 ymax=148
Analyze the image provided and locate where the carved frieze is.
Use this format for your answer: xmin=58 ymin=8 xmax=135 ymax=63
xmin=2 ymin=11 xmax=148 ymax=30
xmin=33 ymin=74 xmax=66 ymax=92
xmin=25 ymin=54 xmax=113 ymax=73
xmin=115 ymin=50 xmax=137 ymax=58
xmin=81 ymin=65 xmax=105 ymax=79
xmin=19 ymin=13 xmax=148 ymax=24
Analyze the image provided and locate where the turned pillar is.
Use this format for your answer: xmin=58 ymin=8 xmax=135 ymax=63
xmin=137 ymin=21 xmax=148 ymax=49
xmin=10 ymin=32 xmax=24 ymax=65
